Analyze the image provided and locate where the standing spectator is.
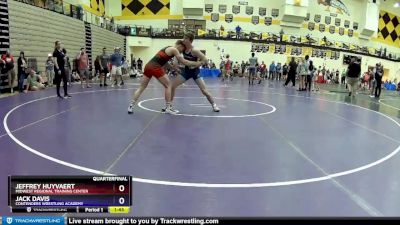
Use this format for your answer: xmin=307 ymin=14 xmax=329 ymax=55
xmin=240 ymin=60 xmax=246 ymax=77
xmin=259 ymin=61 xmax=267 ymax=79
xmin=306 ymin=59 xmax=315 ymax=92
xmin=233 ymin=62 xmax=239 ymax=78
xmin=1 ymin=50 xmax=16 ymax=93
xmin=297 ymin=58 xmax=308 ymax=91
xmin=137 ymin=58 xmax=143 ymax=72
xmin=110 ymin=47 xmax=124 ymax=87
xmin=221 ymin=54 xmax=232 ymax=82
xmin=282 ymin=63 xmax=288 ymax=81
xmin=374 ymin=63 xmax=383 ymax=98
xmin=45 ymin=54 xmax=55 ymax=87
xmin=235 ymin=25 xmax=242 ymax=39
xmin=346 ymin=57 xmax=361 ymax=97
xmin=248 ymin=53 xmax=258 ymax=85
xmin=276 ymin=62 xmax=282 ymax=81
xmin=284 ymin=57 xmax=297 ymax=87
xmin=99 ymin=47 xmax=110 ymax=86
xmin=94 ymin=56 xmax=101 ymax=82
xmin=269 ymin=61 xmax=276 ymax=80
xmin=341 ymin=69 xmax=346 ymax=85
xmin=63 ymin=49 xmax=72 ymax=85
xmin=76 ymin=47 xmax=91 ymax=88
xmin=304 ymin=55 xmax=312 ymax=91
xmin=369 ymin=68 xmax=376 ymax=98
xmin=53 ymin=40 xmax=71 ymax=99
xmin=17 ymin=51 xmax=28 ymax=92
xmin=24 ymin=69 xmax=45 ymax=93
xmin=131 ymin=57 xmax=137 ymax=74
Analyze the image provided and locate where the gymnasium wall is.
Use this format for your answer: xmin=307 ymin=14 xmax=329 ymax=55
xmin=91 ymin=25 xmax=126 ymax=61
xmin=117 ymin=0 xmax=400 ymax=54
xmin=127 ymin=38 xmax=400 ymax=81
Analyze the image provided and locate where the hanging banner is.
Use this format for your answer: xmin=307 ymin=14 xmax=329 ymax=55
xmin=335 ymin=18 xmax=341 ymax=27
xmin=225 ymin=14 xmax=233 ymax=23
xmin=279 ymin=45 xmax=286 ymax=54
xmin=319 ymin=24 xmax=325 ymax=32
xmin=308 ymin=22 xmax=315 ymax=31
xmin=348 ymin=29 xmax=354 ymax=37
xmin=261 ymin=33 xmax=269 ymax=40
xmin=219 ymin=4 xmax=227 ymax=14
xmin=305 ymin=13 xmax=310 ymax=21
xmin=246 ymin=6 xmax=253 ymax=15
xmin=329 ymin=25 xmax=335 ymax=34
xmin=339 ymin=27 xmax=345 ymax=35
xmin=271 ymin=8 xmax=279 ymax=17
xmin=211 ymin=13 xmax=219 ymax=22
xmin=259 ymin=7 xmax=266 ymax=16
xmin=325 ymin=16 xmax=331 ymax=25
xmin=232 ymin=5 xmax=240 ymax=14
xmin=275 ymin=45 xmax=281 ymax=54
xmin=353 ymin=22 xmax=358 ymax=30
xmin=252 ymin=16 xmax=259 ymax=25
xmin=205 ymin=4 xmax=213 ymax=13
xmin=344 ymin=20 xmax=350 ymax=28
xmin=314 ymin=14 xmax=321 ymax=23
xmin=269 ymin=44 xmax=275 ymax=53
xmin=265 ymin=17 xmax=272 ymax=26
xmin=262 ymin=44 xmax=269 ymax=53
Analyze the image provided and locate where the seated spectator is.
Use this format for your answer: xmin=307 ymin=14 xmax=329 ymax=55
xmin=24 ymin=69 xmax=45 ymax=93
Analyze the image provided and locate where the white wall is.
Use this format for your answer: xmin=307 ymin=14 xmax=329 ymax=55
xmin=127 ymin=38 xmax=400 ymax=80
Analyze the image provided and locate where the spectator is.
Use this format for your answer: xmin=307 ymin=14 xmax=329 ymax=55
xmin=259 ymin=61 xmax=267 ymax=79
xmin=17 ymin=51 xmax=28 ymax=92
xmin=137 ymin=58 xmax=143 ymax=72
xmin=221 ymin=54 xmax=232 ymax=82
xmin=306 ymin=57 xmax=315 ymax=92
xmin=269 ymin=61 xmax=276 ymax=80
xmin=248 ymin=52 xmax=258 ymax=85
xmin=282 ymin=63 xmax=288 ymax=81
xmin=346 ymin=57 xmax=361 ymax=97
xmin=276 ymin=62 xmax=282 ymax=81
xmin=110 ymin=47 xmax=124 ymax=87
xmin=241 ymin=61 xmax=246 ymax=77
xmin=76 ymin=47 xmax=91 ymax=88
xmin=94 ymin=56 xmax=101 ymax=81
xmin=341 ymin=69 xmax=346 ymax=85
xmin=45 ymin=54 xmax=55 ymax=87
xmin=284 ymin=57 xmax=297 ymax=87
xmin=297 ymin=57 xmax=308 ymax=91
xmin=374 ymin=63 xmax=383 ymax=98
xmin=24 ymin=69 xmax=45 ymax=93
xmin=63 ymin=49 xmax=72 ymax=85
xmin=235 ymin=25 xmax=242 ymax=39
xmin=99 ymin=47 xmax=110 ymax=86
xmin=131 ymin=57 xmax=137 ymax=71
xmin=53 ymin=40 xmax=71 ymax=99
xmin=368 ymin=68 xmax=375 ymax=97
xmin=304 ymin=55 xmax=312 ymax=91
xmin=1 ymin=50 xmax=16 ymax=93
xmin=233 ymin=62 xmax=239 ymax=78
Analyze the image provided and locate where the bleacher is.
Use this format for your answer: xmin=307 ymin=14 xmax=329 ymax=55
xmin=1 ymin=0 xmax=126 ymax=92
xmin=8 ymin=0 xmax=85 ymax=74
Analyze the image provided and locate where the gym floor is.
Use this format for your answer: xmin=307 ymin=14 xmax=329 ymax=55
xmin=1 ymin=77 xmax=400 ymax=216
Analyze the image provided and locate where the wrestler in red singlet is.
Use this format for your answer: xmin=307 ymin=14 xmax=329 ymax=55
xmin=128 ymin=40 xmax=201 ymax=114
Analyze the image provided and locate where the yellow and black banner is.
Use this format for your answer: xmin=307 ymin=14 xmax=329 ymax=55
xmin=122 ymin=0 xmax=170 ymax=16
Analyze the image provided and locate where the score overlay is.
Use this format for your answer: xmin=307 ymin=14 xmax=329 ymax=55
xmin=8 ymin=176 xmax=132 ymax=213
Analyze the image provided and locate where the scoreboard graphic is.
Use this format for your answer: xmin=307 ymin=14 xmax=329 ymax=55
xmin=8 ymin=176 xmax=131 ymax=213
